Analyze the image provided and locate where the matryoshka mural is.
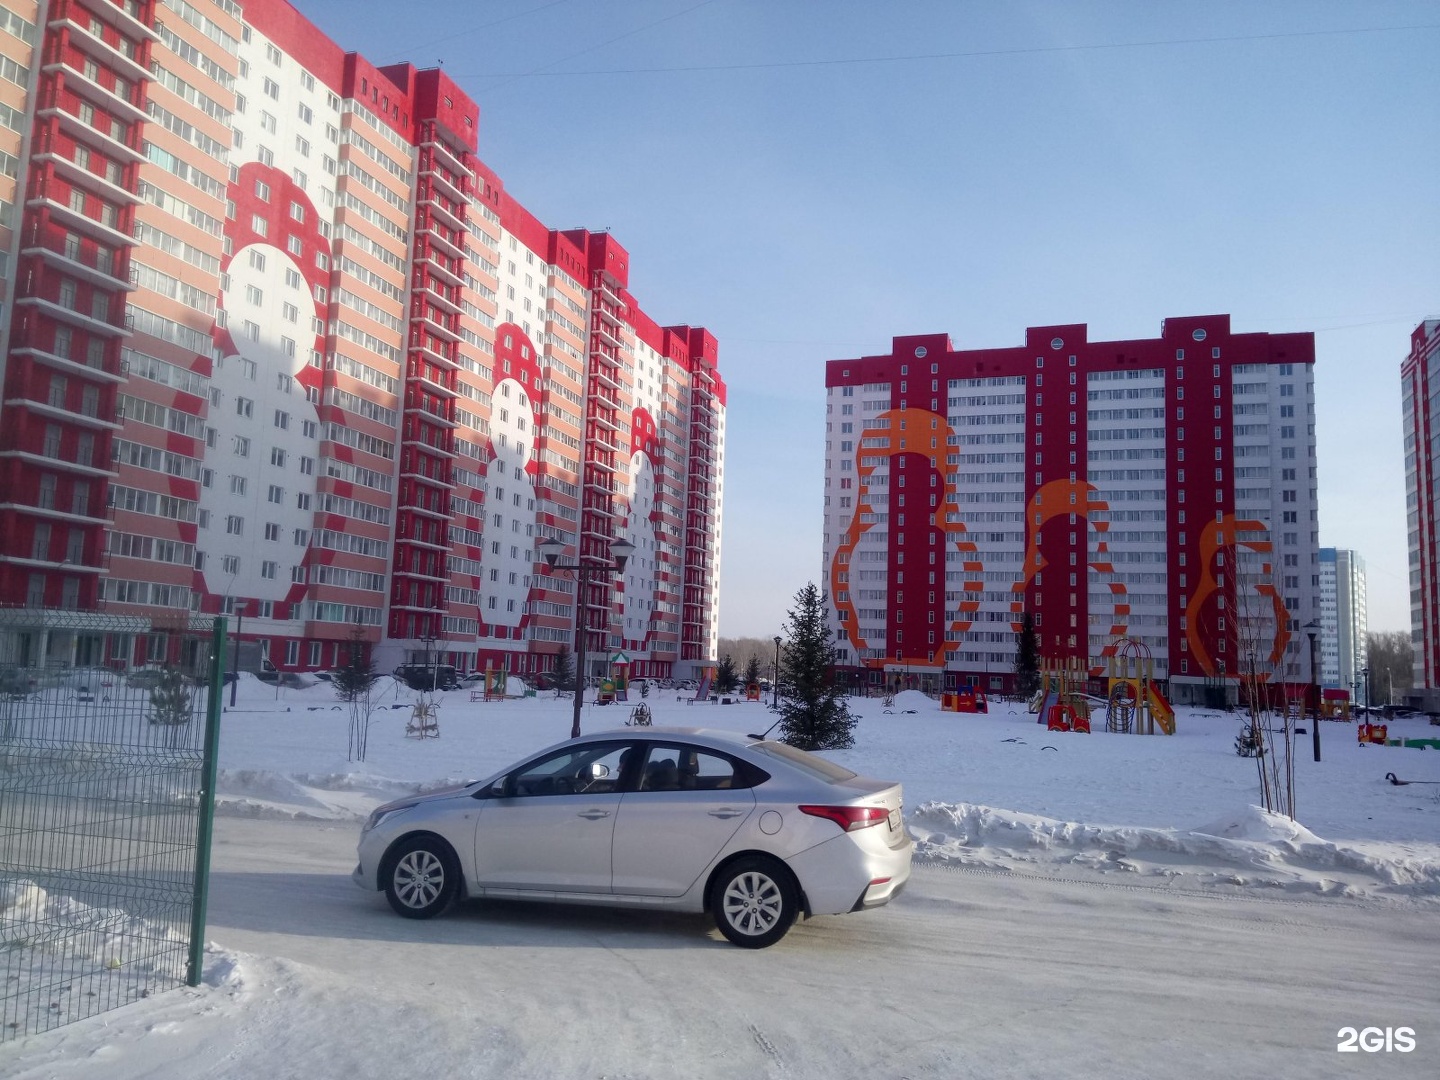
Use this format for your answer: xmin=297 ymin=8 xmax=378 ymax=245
xmin=200 ymin=163 xmax=331 ymax=613
xmin=619 ymin=406 xmax=661 ymax=649
xmin=477 ymin=326 xmax=543 ymax=642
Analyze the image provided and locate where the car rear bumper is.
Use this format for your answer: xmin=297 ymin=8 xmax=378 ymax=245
xmin=785 ymin=828 xmax=913 ymax=917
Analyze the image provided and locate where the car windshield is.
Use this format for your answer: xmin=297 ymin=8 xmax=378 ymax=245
xmin=747 ymin=740 xmax=857 ymax=782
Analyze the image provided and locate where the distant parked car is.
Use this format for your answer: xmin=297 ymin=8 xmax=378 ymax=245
xmin=125 ymin=667 xmax=167 ymax=690
xmin=354 ymin=727 xmax=912 ymax=947
xmin=393 ymin=663 xmax=459 ymax=692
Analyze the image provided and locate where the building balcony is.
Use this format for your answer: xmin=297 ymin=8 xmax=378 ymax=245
xmin=416 ymin=278 xmax=463 ymax=317
xmin=421 ymin=137 xmax=472 ymax=184
xmin=25 ymin=191 xmax=136 ymax=249
xmin=0 ymin=449 xmax=117 ymax=479
xmin=13 ymin=295 xmax=131 ymax=339
xmin=10 ymin=345 xmax=126 ymax=385
xmin=419 ymin=221 xmax=466 ymax=261
xmin=420 ymin=194 xmax=465 ymax=233
xmin=0 ymin=499 xmax=112 ymax=527
xmin=404 ymin=401 xmax=458 ymax=429
xmin=69 ymin=0 xmax=161 ymax=44
xmin=408 ymin=339 xmax=460 ymax=372
xmin=38 ymin=105 xmax=146 ymax=164
xmin=420 ymin=161 xmax=467 ymax=206
xmin=413 ymin=307 xmax=461 ymax=344
xmin=22 ymin=240 xmax=132 ymax=292
xmin=48 ymin=11 xmax=153 ymax=83
xmin=398 ymin=465 xmax=455 ymax=489
xmin=416 ymin=250 xmax=464 ymax=288
xmin=44 ymin=62 xmax=149 ymax=123
xmin=594 ymin=277 xmax=622 ymax=306
xmin=405 ymin=361 xmax=458 ymax=397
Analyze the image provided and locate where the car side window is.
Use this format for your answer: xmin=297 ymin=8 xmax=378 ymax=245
xmin=639 ymin=744 xmax=743 ymax=792
xmin=508 ymin=742 xmax=632 ymax=797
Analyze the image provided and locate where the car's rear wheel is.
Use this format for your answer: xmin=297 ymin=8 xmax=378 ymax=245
xmin=383 ymin=836 xmax=458 ymax=919
xmin=711 ymin=856 xmax=798 ymax=948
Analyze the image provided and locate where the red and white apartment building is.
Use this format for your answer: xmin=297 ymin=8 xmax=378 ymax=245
xmin=1402 ymin=319 xmax=1440 ymax=704
xmin=822 ymin=316 xmax=1319 ymax=704
xmin=0 ymin=0 xmax=725 ymax=680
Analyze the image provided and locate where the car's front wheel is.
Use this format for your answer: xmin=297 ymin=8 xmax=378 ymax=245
xmin=383 ymin=836 xmax=458 ymax=919
xmin=711 ymin=856 xmax=798 ymax=948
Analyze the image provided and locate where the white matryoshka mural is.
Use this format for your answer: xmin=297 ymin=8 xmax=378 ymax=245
xmin=476 ymin=326 xmax=543 ymax=647
xmin=619 ymin=406 xmax=661 ymax=651
xmin=199 ymin=162 xmax=330 ymax=614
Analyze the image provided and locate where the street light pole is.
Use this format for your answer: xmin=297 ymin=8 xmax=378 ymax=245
xmin=229 ymin=601 xmax=244 ymax=708
xmin=772 ymin=635 xmax=782 ymax=710
xmin=538 ymin=536 xmax=634 ymax=739
xmin=1305 ymin=619 xmax=1321 ymax=763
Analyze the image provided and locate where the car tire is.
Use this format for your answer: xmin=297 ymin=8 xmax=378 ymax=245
xmin=711 ymin=856 xmax=799 ymax=948
xmin=383 ymin=836 xmax=458 ymax=919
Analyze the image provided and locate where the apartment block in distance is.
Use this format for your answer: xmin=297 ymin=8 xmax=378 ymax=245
xmin=1317 ymin=547 xmax=1365 ymax=694
xmin=822 ymin=315 xmax=1319 ymax=705
xmin=0 ymin=0 xmax=725 ymax=681
xmin=1402 ymin=319 xmax=1440 ymax=705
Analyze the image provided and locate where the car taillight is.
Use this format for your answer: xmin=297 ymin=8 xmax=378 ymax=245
xmin=799 ymin=804 xmax=890 ymax=832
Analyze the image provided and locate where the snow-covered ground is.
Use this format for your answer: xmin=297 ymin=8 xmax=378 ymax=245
xmin=4 ymin=675 xmax=1439 ymax=1077
xmin=206 ymin=676 xmax=1440 ymax=899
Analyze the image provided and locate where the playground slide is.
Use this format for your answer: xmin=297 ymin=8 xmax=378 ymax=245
xmin=1146 ymin=684 xmax=1176 ymax=735
xmin=1036 ymin=689 xmax=1059 ymax=725
xmin=693 ymin=674 xmax=712 ymax=702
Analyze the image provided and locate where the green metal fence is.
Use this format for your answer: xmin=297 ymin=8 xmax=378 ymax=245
xmin=0 ymin=608 xmax=225 ymax=1042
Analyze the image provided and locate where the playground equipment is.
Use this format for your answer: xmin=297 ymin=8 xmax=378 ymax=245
xmin=744 ymin=683 xmax=762 ymax=701
xmin=626 ymin=702 xmax=653 ymax=726
xmin=1321 ymin=688 xmax=1351 ymax=721
xmin=483 ymin=664 xmax=506 ymax=701
xmin=1104 ymin=638 xmax=1174 ymax=735
xmin=1358 ymin=722 xmax=1387 ymax=745
xmin=941 ymin=686 xmax=989 ymax=713
xmin=1035 ymin=657 xmax=1090 ymax=733
xmin=692 ymin=667 xmax=715 ymax=703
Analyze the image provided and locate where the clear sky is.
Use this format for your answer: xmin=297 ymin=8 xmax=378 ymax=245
xmin=307 ymin=0 xmax=1440 ymax=636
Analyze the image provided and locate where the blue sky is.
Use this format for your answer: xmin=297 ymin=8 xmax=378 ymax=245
xmin=312 ymin=0 xmax=1440 ymax=635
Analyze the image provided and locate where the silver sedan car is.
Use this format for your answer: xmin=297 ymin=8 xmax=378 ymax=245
xmin=353 ymin=727 xmax=912 ymax=947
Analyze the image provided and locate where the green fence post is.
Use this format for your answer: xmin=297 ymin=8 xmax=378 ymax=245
xmin=187 ymin=616 xmax=227 ymax=987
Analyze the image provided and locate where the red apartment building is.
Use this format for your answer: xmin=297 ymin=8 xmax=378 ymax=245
xmin=0 ymin=0 xmax=725 ymax=680
xmin=823 ymin=317 xmax=1318 ymax=704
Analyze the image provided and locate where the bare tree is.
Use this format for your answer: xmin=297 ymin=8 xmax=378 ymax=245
xmin=1367 ymin=630 xmax=1414 ymax=705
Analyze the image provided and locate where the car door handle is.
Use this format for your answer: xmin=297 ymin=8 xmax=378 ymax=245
xmin=708 ymin=809 xmax=744 ymax=819
xmin=577 ymin=809 xmax=611 ymax=820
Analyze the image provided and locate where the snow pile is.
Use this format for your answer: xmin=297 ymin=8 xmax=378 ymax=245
xmin=214 ymin=769 xmax=475 ymax=821
xmin=910 ymin=801 xmax=1440 ymax=899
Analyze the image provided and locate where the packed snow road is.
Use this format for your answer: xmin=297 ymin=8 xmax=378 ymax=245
xmin=13 ymin=817 xmax=1437 ymax=1080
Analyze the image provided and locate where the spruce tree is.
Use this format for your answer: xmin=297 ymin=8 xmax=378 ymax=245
xmin=333 ymin=630 xmax=377 ymax=703
xmin=148 ymin=665 xmax=192 ymax=726
xmin=777 ymin=582 xmax=856 ymax=750
xmin=743 ymin=655 xmax=761 ymax=688
xmin=551 ymin=645 xmax=574 ymax=692
xmin=1014 ymin=611 xmax=1041 ymax=698
xmin=716 ymin=654 xmax=738 ymax=693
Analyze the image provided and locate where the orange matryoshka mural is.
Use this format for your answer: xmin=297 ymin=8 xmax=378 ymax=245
xmin=1186 ymin=514 xmax=1292 ymax=679
xmin=829 ymin=409 xmax=981 ymax=670
xmin=1005 ymin=478 xmax=1129 ymax=677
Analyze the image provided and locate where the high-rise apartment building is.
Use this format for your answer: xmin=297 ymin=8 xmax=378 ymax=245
xmin=1402 ymin=319 xmax=1440 ymax=697
xmin=822 ymin=316 xmax=1318 ymax=704
xmin=1317 ymin=547 xmax=1366 ymax=693
xmin=0 ymin=0 xmax=724 ymax=680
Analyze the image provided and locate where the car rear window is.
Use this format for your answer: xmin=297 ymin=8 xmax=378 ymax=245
xmin=748 ymin=741 xmax=857 ymax=782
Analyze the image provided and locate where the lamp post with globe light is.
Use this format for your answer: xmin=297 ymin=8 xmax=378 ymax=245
xmin=772 ymin=635 xmax=782 ymax=710
xmin=537 ymin=536 xmax=634 ymax=739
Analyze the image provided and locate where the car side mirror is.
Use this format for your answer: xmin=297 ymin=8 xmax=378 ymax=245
xmin=587 ymin=762 xmax=610 ymax=781
xmin=473 ymin=778 xmax=507 ymax=799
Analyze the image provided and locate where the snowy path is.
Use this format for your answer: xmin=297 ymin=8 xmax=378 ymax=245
xmin=8 ymin=817 xmax=1435 ymax=1079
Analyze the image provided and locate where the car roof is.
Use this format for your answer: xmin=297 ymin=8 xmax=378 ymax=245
xmin=581 ymin=726 xmax=754 ymax=746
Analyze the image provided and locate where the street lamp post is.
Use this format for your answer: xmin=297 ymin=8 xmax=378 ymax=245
xmin=1304 ymin=619 xmax=1321 ymax=763
xmin=1361 ymin=665 xmax=1371 ymax=716
xmin=537 ymin=536 xmax=634 ymax=739
xmin=772 ymin=635 xmax=782 ymax=710
xmin=229 ymin=601 xmax=246 ymax=708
